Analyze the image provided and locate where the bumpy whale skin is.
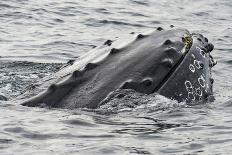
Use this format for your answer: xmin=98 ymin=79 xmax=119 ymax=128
xmin=19 ymin=28 xmax=215 ymax=109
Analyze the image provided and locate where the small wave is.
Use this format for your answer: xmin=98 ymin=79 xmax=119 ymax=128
xmin=52 ymin=18 xmax=64 ymax=23
xmin=30 ymin=8 xmax=49 ymax=13
xmin=129 ymin=0 xmax=150 ymax=6
xmin=193 ymin=12 xmax=209 ymax=17
xmin=221 ymin=98 xmax=232 ymax=107
xmin=64 ymin=119 xmax=97 ymax=127
xmin=95 ymin=8 xmax=111 ymax=14
xmin=41 ymin=41 xmax=80 ymax=48
xmin=85 ymin=18 xmax=148 ymax=28
xmin=51 ymin=6 xmax=88 ymax=17
xmin=0 ymin=94 xmax=7 ymax=101
xmin=225 ymin=60 xmax=232 ymax=64
xmin=118 ymin=11 xmax=150 ymax=17
xmin=0 ymin=139 xmax=14 ymax=144
xmin=0 ymin=3 xmax=16 ymax=9
xmin=99 ymin=19 xmax=147 ymax=27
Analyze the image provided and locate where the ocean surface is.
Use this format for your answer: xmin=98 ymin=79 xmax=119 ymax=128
xmin=0 ymin=0 xmax=232 ymax=154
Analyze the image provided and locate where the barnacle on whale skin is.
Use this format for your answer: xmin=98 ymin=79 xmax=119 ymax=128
xmin=181 ymin=34 xmax=193 ymax=54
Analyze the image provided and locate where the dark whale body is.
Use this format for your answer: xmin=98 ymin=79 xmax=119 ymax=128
xmin=20 ymin=28 xmax=216 ymax=109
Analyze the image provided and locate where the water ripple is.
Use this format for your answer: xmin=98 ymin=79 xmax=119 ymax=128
xmin=0 ymin=0 xmax=231 ymax=154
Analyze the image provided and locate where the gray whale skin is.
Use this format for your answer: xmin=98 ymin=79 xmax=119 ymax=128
xmin=20 ymin=28 xmax=216 ymax=109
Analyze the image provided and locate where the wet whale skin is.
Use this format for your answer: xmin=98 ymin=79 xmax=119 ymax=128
xmin=20 ymin=28 xmax=215 ymax=109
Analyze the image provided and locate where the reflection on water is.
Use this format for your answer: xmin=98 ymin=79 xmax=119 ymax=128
xmin=0 ymin=0 xmax=232 ymax=154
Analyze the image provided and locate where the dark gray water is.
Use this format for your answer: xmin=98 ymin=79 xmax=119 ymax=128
xmin=0 ymin=0 xmax=232 ymax=154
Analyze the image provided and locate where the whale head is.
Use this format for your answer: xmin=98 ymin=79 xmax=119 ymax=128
xmin=20 ymin=28 xmax=216 ymax=109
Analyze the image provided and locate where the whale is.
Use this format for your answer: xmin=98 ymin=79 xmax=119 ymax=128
xmin=18 ymin=27 xmax=216 ymax=109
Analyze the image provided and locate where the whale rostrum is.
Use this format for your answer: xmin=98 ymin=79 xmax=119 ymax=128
xmin=18 ymin=28 xmax=215 ymax=109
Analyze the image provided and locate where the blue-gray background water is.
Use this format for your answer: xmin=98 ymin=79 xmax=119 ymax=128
xmin=0 ymin=0 xmax=231 ymax=154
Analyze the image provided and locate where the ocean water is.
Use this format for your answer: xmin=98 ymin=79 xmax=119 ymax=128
xmin=0 ymin=0 xmax=232 ymax=154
